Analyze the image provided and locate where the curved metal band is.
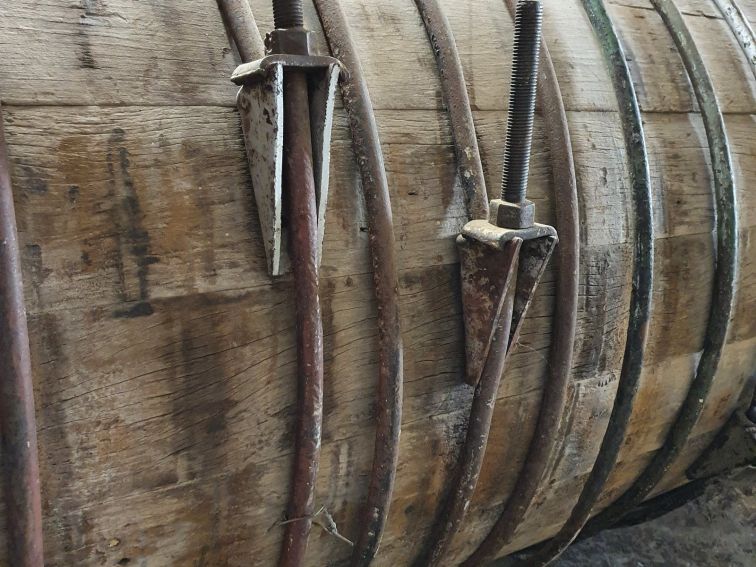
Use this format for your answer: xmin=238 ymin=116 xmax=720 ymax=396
xmin=581 ymin=0 xmax=739 ymax=538
xmin=460 ymin=0 xmax=580 ymax=563
xmin=413 ymin=238 xmax=523 ymax=567
xmin=713 ymin=0 xmax=756 ymax=80
xmin=311 ymin=2 xmax=404 ymax=566
xmin=0 ymin=104 xmax=45 ymax=567
xmin=524 ymin=0 xmax=654 ymax=564
xmin=217 ymin=4 xmax=326 ymax=566
xmin=413 ymin=0 xmax=489 ymax=220
xmin=217 ymin=0 xmax=266 ymax=62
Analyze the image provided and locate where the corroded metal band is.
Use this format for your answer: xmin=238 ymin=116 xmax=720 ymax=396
xmin=414 ymin=238 xmax=523 ymax=567
xmin=278 ymin=70 xmax=326 ymax=567
xmin=217 ymin=3 xmax=325 ymax=565
xmin=413 ymin=0 xmax=489 ymax=220
xmin=217 ymin=0 xmax=265 ymax=62
xmin=311 ymin=1 xmax=404 ymax=566
xmin=581 ymin=0 xmax=739 ymax=538
xmin=460 ymin=0 xmax=580 ymax=563
xmin=524 ymin=0 xmax=655 ymax=564
xmin=713 ymin=0 xmax=756 ymax=80
xmin=0 ymin=104 xmax=45 ymax=567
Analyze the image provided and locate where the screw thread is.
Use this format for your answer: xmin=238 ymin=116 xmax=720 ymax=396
xmin=501 ymin=0 xmax=543 ymax=203
xmin=272 ymin=0 xmax=304 ymax=28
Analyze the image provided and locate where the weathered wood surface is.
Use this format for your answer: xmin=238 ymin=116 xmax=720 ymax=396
xmin=0 ymin=0 xmax=754 ymax=565
xmin=1 ymin=0 xmax=754 ymax=112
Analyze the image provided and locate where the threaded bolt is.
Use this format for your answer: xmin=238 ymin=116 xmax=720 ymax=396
xmin=501 ymin=0 xmax=543 ymax=203
xmin=272 ymin=0 xmax=304 ymax=28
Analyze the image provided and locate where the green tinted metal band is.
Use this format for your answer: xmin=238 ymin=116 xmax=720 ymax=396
xmin=523 ymin=0 xmax=655 ymax=563
xmin=582 ymin=0 xmax=739 ymax=538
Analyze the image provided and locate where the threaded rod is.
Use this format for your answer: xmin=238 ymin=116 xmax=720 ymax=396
xmin=272 ymin=0 xmax=304 ymax=28
xmin=501 ymin=0 xmax=543 ymax=202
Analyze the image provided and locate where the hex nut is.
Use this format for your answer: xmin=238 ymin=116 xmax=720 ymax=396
xmin=266 ymin=29 xmax=313 ymax=56
xmin=489 ymin=198 xmax=535 ymax=229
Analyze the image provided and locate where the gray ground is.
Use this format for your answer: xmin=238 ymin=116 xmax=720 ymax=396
xmin=554 ymin=468 xmax=755 ymax=567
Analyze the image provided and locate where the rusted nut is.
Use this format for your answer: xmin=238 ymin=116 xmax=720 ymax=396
xmin=490 ymin=198 xmax=535 ymax=229
xmin=266 ymin=28 xmax=313 ymax=56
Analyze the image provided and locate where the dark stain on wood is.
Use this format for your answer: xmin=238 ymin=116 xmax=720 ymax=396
xmin=28 ymin=312 xmax=85 ymax=559
xmin=106 ymin=128 xmax=158 ymax=318
xmin=155 ymin=299 xmax=237 ymax=561
xmin=112 ymin=301 xmax=154 ymax=319
xmin=182 ymin=139 xmax=217 ymax=278
xmin=573 ymin=245 xmax=628 ymax=379
xmin=76 ymin=1 xmax=104 ymax=70
xmin=20 ymin=165 xmax=49 ymax=194
xmin=67 ymin=185 xmax=80 ymax=205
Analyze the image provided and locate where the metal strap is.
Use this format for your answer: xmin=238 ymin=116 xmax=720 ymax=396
xmin=522 ymin=0 xmax=655 ymax=563
xmin=0 ymin=104 xmax=45 ymax=567
xmin=413 ymin=0 xmax=489 ymax=221
xmin=713 ymin=0 xmax=756 ymax=80
xmin=311 ymin=2 xmax=404 ymax=566
xmin=460 ymin=0 xmax=580 ymax=562
xmin=581 ymin=0 xmax=739 ymax=538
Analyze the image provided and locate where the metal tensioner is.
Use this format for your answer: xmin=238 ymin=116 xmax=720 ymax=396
xmin=458 ymin=207 xmax=557 ymax=386
xmin=457 ymin=0 xmax=557 ymax=387
xmin=231 ymin=28 xmax=341 ymax=276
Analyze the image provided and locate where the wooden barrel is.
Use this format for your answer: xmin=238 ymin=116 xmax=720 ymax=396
xmin=0 ymin=0 xmax=753 ymax=565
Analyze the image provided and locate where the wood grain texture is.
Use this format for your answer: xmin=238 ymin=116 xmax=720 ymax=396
xmin=1 ymin=0 xmax=754 ymax=112
xmin=0 ymin=1 xmax=754 ymax=565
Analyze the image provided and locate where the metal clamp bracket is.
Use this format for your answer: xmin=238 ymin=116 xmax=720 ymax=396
xmin=458 ymin=203 xmax=557 ymax=387
xmin=232 ymin=53 xmax=341 ymax=275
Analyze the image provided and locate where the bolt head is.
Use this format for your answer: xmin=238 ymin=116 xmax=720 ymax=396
xmin=490 ymin=198 xmax=535 ymax=229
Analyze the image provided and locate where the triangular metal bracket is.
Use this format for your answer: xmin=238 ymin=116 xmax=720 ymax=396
xmin=458 ymin=235 xmax=521 ymax=387
xmin=234 ymin=54 xmax=341 ymax=276
xmin=458 ymin=220 xmax=557 ymax=386
xmin=509 ymin=235 xmax=558 ymax=351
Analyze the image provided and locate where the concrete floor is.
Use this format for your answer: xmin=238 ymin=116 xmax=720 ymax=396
xmin=553 ymin=467 xmax=755 ymax=567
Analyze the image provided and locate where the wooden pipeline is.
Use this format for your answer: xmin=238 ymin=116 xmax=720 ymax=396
xmin=0 ymin=0 xmax=754 ymax=565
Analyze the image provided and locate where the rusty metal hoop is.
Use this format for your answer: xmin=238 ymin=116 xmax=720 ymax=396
xmin=413 ymin=0 xmax=489 ymax=221
xmin=217 ymin=0 xmax=266 ymax=62
xmin=311 ymin=2 xmax=404 ymax=566
xmin=459 ymin=0 xmax=580 ymax=563
xmin=413 ymin=238 xmax=524 ymax=567
xmin=217 ymin=3 xmax=328 ymax=566
xmin=580 ymin=0 xmax=739 ymax=538
xmin=521 ymin=0 xmax=655 ymax=564
xmin=0 ymin=104 xmax=45 ymax=567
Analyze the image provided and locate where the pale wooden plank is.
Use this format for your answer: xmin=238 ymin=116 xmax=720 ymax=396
xmin=606 ymin=2 xmax=756 ymax=113
xmin=3 ymin=105 xmax=664 ymax=315
xmin=2 ymin=0 xmax=753 ymax=113
xmin=610 ymin=0 xmax=756 ymax=23
xmin=0 ymin=0 xmax=240 ymax=106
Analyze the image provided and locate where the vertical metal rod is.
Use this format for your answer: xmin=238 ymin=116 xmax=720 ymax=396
xmin=271 ymin=3 xmax=324 ymax=565
xmin=580 ymin=0 xmax=739 ymax=538
xmin=460 ymin=0 xmax=580 ymax=562
xmin=0 ymin=103 xmax=45 ymax=567
xmin=413 ymin=0 xmax=490 ymax=220
xmin=412 ymin=239 xmax=523 ymax=567
xmin=311 ymin=2 xmax=404 ymax=566
xmin=522 ymin=0 xmax=654 ymax=563
xmin=278 ymin=68 xmax=325 ymax=567
xmin=502 ymin=0 xmax=543 ymax=203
